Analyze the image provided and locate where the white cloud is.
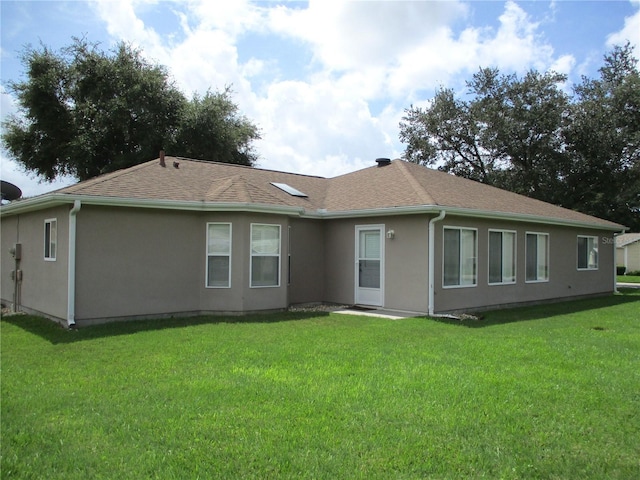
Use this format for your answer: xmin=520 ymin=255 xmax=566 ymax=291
xmin=3 ymin=0 xmax=586 ymax=198
xmin=475 ymin=1 xmax=555 ymax=72
xmin=92 ymin=0 xmax=164 ymax=53
xmin=184 ymin=0 xmax=264 ymax=36
xmin=252 ymin=78 xmax=390 ymax=176
xmin=549 ymin=54 xmax=576 ymax=76
xmin=268 ymin=0 xmax=467 ymax=72
xmin=607 ymin=0 xmax=640 ymax=53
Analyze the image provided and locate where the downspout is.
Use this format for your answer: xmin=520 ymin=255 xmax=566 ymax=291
xmin=614 ymin=230 xmax=625 ymax=294
xmin=67 ymin=200 xmax=81 ymax=328
xmin=428 ymin=210 xmax=446 ymax=316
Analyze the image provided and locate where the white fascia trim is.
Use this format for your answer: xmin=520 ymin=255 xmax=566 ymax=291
xmin=1 ymin=194 xmax=71 ymax=216
xmin=309 ymin=205 xmax=625 ymax=231
xmin=1 ymin=194 xmax=625 ymax=231
xmin=1 ymin=194 xmax=306 ymax=217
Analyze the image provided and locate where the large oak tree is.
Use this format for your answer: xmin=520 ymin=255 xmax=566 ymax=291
xmin=2 ymin=38 xmax=260 ymax=181
xmin=400 ymin=44 xmax=640 ymax=230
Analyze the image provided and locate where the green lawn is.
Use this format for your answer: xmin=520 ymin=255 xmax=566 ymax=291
xmin=618 ymin=275 xmax=640 ymax=283
xmin=2 ymin=290 xmax=640 ymax=479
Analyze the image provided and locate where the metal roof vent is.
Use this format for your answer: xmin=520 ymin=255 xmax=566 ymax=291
xmin=376 ymin=158 xmax=391 ymax=167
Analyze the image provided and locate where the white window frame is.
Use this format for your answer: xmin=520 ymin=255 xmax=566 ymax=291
xmin=525 ymin=232 xmax=549 ymax=283
xmin=250 ymin=223 xmax=281 ymax=288
xmin=577 ymin=235 xmax=598 ymax=271
xmin=443 ymin=226 xmax=477 ymax=288
xmin=488 ymin=229 xmax=517 ymax=285
xmin=44 ymin=218 xmax=57 ymax=261
xmin=206 ymin=223 xmax=232 ymax=288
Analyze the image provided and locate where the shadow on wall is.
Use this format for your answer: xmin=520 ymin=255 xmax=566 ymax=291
xmin=427 ymin=288 xmax=640 ymax=328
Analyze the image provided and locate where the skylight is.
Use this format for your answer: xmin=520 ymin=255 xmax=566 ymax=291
xmin=271 ymin=182 xmax=308 ymax=197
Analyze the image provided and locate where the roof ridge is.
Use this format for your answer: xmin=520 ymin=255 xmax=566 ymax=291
xmin=395 ymin=160 xmax=436 ymax=205
xmin=59 ymin=160 xmax=157 ymax=194
xmin=173 ymin=156 xmax=327 ymax=180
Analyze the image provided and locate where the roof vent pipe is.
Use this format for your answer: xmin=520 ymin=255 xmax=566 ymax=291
xmin=376 ymin=158 xmax=391 ymax=167
xmin=159 ymin=150 xmax=166 ymax=167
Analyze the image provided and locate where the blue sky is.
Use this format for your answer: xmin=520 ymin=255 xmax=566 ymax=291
xmin=1 ymin=0 xmax=639 ymax=197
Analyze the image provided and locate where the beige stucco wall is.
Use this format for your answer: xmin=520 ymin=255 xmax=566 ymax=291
xmin=0 ymin=215 xmax=18 ymax=308
xmin=619 ymin=243 xmax=640 ymax=272
xmin=0 ymin=206 xmax=70 ymax=320
xmin=231 ymin=213 xmax=289 ymax=312
xmin=288 ymin=218 xmax=325 ymax=305
xmin=74 ymin=207 xmax=292 ymax=323
xmin=433 ymin=216 xmax=616 ymax=313
xmin=75 ymin=206 xmax=202 ymax=321
xmin=2 ymin=202 xmax=620 ymax=324
xmin=323 ymin=215 xmax=430 ymax=312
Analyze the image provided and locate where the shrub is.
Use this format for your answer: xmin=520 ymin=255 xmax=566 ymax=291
xmin=626 ymin=270 xmax=640 ymax=276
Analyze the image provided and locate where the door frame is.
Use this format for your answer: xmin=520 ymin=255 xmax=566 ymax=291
xmin=354 ymin=224 xmax=385 ymax=307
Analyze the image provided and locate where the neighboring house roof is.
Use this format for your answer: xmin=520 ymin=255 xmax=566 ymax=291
xmin=0 ymin=157 xmax=625 ymax=230
xmin=616 ymin=233 xmax=640 ymax=247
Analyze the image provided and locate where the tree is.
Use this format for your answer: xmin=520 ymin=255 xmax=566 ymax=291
xmin=399 ymin=45 xmax=640 ymax=229
xmin=564 ymin=43 xmax=640 ymax=229
xmin=173 ymin=88 xmax=260 ymax=166
xmin=400 ymin=68 xmax=571 ymax=204
xmin=2 ymin=38 xmax=260 ymax=182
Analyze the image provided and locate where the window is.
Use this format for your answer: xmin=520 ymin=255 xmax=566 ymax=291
xmin=44 ymin=219 xmax=57 ymax=261
xmin=489 ymin=230 xmax=516 ymax=284
xmin=443 ymin=227 xmax=477 ymax=287
xmin=577 ymin=236 xmax=598 ymax=270
xmin=526 ymin=232 xmax=549 ymax=282
xmin=206 ymin=223 xmax=231 ymax=287
xmin=251 ymin=224 xmax=280 ymax=287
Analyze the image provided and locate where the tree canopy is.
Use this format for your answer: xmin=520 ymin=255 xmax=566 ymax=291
xmin=400 ymin=44 xmax=640 ymax=230
xmin=2 ymin=38 xmax=260 ymax=181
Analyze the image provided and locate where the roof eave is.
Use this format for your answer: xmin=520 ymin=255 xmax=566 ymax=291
xmin=0 ymin=194 xmax=73 ymax=216
xmin=1 ymin=194 xmax=626 ymax=231
xmin=0 ymin=194 xmax=306 ymax=217
xmin=310 ymin=204 xmax=625 ymax=231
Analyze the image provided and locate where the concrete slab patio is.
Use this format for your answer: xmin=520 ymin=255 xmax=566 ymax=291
xmin=333 ymin=307 xmax=422 ymax=320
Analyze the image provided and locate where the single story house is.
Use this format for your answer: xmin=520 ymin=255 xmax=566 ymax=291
xmin=616 ymin=233 xmax=640 ymax=273
xmin=1 ymin=156 xmax=626 ymax=327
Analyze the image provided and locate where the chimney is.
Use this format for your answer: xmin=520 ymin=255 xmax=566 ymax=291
xmin=376 ymin=158 xmax=391 ymax=167
xmin=159 ymin=150 xmax=166 ymax=167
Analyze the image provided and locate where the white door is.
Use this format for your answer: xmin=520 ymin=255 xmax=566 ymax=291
xmin=355 ymin=225 xmax=384 ymax=306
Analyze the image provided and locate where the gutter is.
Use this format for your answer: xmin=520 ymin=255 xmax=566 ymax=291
xmin=0 ymin=193 xmax=306 ymax=217
xmin=67 ymin=200 xmax=81 ymax=328
xmin=428 ymin=210 xmax=446 ymax=316
xmin=0 ymin=193 xmax=624 ymax=232
xmin=309 ymin=205 xmax=624 ymax=231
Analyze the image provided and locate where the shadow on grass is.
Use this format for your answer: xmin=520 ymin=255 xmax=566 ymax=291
xmin=429 ymin=288 xmax=640 ymax=328
xmin=1 ymin=310 xmax=330 ymax=345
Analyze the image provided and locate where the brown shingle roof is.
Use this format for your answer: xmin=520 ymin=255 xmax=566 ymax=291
xmin=52 ymin=156 xmax=622 ymax=229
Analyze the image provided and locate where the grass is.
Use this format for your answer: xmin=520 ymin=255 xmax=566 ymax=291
xmin=2 ymin=290 xmax=640 ymax=479
xmin=618 ymin=274 xmax=640 ymax=283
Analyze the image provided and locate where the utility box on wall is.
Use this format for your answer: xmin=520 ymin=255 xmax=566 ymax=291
xmin=10 ymin=243 xmax=22 ymax=260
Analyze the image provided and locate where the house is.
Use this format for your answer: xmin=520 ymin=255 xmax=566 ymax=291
xmin=0 ymin=156 xmax=626 ymax=327
xmin=616 ymin=233 xmax=640 ymax=273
